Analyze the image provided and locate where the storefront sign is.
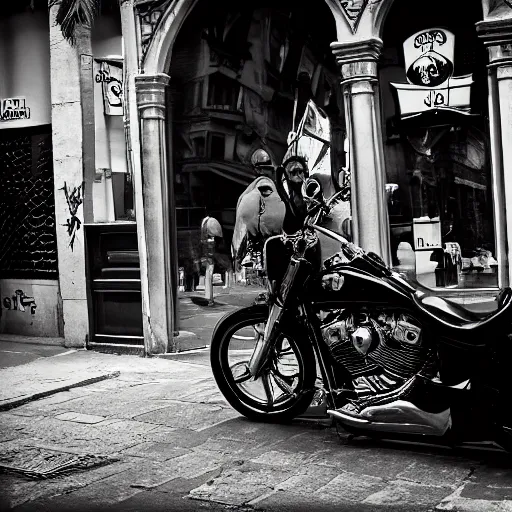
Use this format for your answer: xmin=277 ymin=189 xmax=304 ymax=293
xmin=0 ymin=97 xmax=31 ymax=121
xmin=95 ymin=61 xmax=123 ymax=116
xmin=391 ymin=28 xmax=473 ymax=118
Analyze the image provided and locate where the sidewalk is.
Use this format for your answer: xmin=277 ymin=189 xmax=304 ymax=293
xmin=0 ymin=285 xmax=263 ymax=353
xmin=1 ymin=349 xmax=512 ymax=511
xmin=177 ymin=286 xmax=263 ymax=349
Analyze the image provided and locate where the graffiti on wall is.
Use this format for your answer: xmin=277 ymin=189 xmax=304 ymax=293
xmin=60 ymin=181 xmax=84 ymax=251
xmin=338 ymin=0 xmax=369 ymax=33
xmin=0 ymin=97 xmax=31 ymax=122
xmin=3 ymin=290 xmax=37 ymax=315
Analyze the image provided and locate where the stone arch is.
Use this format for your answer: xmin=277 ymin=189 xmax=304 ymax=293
xmin=136 ymin=0 xmax=345 ymax=350
xmin=315 ymin=0 xmax=398 ymax=43
xmin=143 ymin=0 xmax=344 ymax=75
xmin=371 ymin=0 xmax=396 ymax=39
xmin=142 ymin=0 xmax=199 ymax=75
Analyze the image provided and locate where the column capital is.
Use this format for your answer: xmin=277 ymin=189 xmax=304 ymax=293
xmin=476 ymin=18 xmax=512 ymax=68
xmin=331 ymin=38 xmax=383 ymax=84
xmin=135 ymin=73 xmax=170 ymax=119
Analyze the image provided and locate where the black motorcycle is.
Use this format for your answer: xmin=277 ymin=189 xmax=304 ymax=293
xmin=210 ymin=176 xmax=512 ymax=452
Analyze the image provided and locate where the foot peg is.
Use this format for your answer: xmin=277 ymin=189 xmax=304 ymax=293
xmin=328 ymin=400 xmax=451 ymax=436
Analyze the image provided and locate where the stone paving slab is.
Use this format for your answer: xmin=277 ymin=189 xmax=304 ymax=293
xmin=132 ymin=401 xmax=239 ymax=431
xmin=436 ymin=484 xmax=512 ymax=511
xmin=189 ymin=461 xmax=293 ymax=506
xmin=313 ymin=471 xmax=387 ymax=503
xmin=0 ymin=413 xmax=161 ymax=456
xmin=119 ymin=441 xmax=190 ymax=462
xmin=251 ymin=492 xmax=433 ymax=512
xmin=361 ymin=479 xmax=453 ymax=507
xmin=110 ymin=490 xmax=252 ymax=512
xmin=54 ymin=412 xmax=107 ymax=424
xmin=141 ymin=427 xmax=210 ymax=449
xmin=10 ymin=396 xmax=172 ymax=420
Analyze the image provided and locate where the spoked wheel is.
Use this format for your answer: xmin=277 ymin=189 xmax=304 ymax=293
xmin=210 ymin=305 xmax=316 ymax=421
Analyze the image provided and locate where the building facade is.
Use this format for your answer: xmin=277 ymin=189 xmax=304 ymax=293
xmin=1 ymin=0 xmax=511 ymax=354
xmin=0 ymin=3 xmax=60 ymax=339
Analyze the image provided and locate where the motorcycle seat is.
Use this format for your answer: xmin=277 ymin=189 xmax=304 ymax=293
xmin=418 ymin=296 xmax=491 ymax=324
xmin=413 ymin=287 xmax=512 ymax=343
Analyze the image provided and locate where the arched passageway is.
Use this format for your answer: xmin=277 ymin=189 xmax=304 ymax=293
xmin=167 ymin=0 xmax=344 ymax=292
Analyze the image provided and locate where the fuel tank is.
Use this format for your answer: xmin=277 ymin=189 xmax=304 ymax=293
xmin=308 ymin=263 xmax=414 ymax=310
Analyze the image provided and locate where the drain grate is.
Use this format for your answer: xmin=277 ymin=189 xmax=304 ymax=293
xmin=0 ymin=447 xmax=115 ymax=479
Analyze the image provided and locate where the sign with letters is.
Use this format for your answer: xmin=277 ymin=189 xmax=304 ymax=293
xmin=0 ymin=97 xmax=31 ymax=121
xmin=95 ymin=60 xmax=123 ymax=116
xmin=391 ymin=28 xmax=473 ymax=119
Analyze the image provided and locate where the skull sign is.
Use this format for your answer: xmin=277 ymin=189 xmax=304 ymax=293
xmin=407 ymin=52 xmax=453 ymax=87
xmin=403 ymin=28 xmax=455 ymax=88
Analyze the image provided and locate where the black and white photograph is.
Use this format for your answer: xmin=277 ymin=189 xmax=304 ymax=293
xmin=1 ymin=0 xmax=512 ymax=510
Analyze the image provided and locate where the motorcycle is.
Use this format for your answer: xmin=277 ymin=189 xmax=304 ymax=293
xmin=210 ymin=175 xmax=512 ymax=452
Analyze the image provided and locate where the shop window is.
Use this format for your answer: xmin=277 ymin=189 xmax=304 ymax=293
xmin=205 ymin=73 xmax=241 ymax=111
xmin=381 ymin=1 xmax=497 ymax=290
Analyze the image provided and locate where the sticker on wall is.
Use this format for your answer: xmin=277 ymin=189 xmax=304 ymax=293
xmin=95 ymin=61 xmax=123 ymax=116
xmin=0 ymin=97 xmax=30 ymax=121
xmin=390 ymin=28 xmax=473 ymax=119
xmin=338 ymin=0 xmax=369 ymax=34
xmin=3 ymin=290 xmax=37 ymax=315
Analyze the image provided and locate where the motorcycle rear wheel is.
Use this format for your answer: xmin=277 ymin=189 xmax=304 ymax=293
xmin=210 ymin=305 xmax=316 ymax=422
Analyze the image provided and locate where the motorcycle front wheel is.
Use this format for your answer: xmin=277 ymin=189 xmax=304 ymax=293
xmin=210 ymin=304 xmax=316 ymax=422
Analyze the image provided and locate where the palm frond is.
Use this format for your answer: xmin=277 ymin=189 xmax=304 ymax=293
xmin=49 ymin=0 xmax=100 ymax=43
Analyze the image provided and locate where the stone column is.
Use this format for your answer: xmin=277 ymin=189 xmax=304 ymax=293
xmin=331 ymin=39 xmax=391 ymax=265
xmin=120 ymin=0 xmax=152 ymax=347
xmin=477 ymin=18 xmax=512 ymax=287
xmin=49 ymin=6 xmax=89 ymax=347
xmin=135 ymin=74 xmax=174 ymax=354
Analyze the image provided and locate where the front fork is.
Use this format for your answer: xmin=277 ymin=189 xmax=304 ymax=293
xmin=247 ymin=301 xmax=284 ymax=378
xmin=247 ymin=256 xmax=311 ymax=379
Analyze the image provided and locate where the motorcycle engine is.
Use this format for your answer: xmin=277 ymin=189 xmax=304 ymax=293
xmin=320 ymin=308 xmax=429 ymax=382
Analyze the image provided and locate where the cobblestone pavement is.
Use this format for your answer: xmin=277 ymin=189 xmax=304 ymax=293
xmin=0 ymin=350 xmax=512 ymax=512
